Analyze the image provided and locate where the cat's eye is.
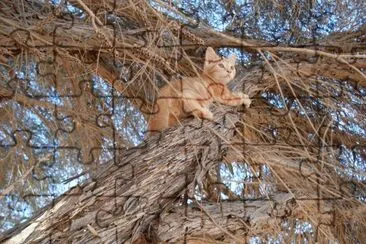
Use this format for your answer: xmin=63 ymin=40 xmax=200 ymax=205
xmin=230 ymin=66 xmax=234 ymax=70
xmin=218 ymin=63 xmax=225 ymax=68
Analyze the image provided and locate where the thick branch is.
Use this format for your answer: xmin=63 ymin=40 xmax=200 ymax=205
xmin=154 ymin=193 xmax=295 ymax=243
xmin=1 ymin=108 xmax=241 ymax=243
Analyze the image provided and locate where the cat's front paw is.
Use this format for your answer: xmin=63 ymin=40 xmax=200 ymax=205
xmin=202 ymin=110 xmax=214 ymax=121
xmin=193 ymin=109 xmax=214 ymax=121
xmin=239 ymin=93 xmax=252 ymax=108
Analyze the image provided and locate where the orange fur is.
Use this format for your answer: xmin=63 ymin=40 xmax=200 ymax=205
xmin=148 ymin=47 xmax=251 ymax=135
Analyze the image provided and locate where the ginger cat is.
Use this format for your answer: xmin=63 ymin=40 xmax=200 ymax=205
xmin=148 ymin=47 xmax=251 ymax=135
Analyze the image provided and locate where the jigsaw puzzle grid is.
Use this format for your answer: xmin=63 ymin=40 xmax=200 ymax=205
xmin=0 ymin=0 xmax=365 ymax=242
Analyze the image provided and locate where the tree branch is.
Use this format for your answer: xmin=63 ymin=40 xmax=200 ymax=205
xmin=1 ymin=108 xmax=240 ymax=243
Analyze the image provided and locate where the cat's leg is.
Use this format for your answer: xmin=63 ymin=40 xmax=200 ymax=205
xmin=168 ymin=113 xmax=180 ymax=127
xmin=236 ymin=92 xmax=252 ymax=108
xmin=183 ymin=100 xmax=214 ymax=121
xmin=213 ymin=86 xmax=251 ymax=108
xmin=147 ymin=99 xmax=169 ymax=135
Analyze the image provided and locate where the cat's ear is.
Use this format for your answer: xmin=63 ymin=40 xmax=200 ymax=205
xmin=204 ymin=47 xmax=220 ymax=71
xmin=205 ymin=47 xmax=220 ymax=61
xmin=228 ymin=53 xmax=237 ymax=64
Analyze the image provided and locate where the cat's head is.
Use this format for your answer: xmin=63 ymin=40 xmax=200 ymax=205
xmin=203 ymin=47 xmax=236 ymax=84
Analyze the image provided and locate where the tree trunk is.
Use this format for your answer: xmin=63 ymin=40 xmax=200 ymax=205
xmin=0 ymin=108 xmax=297 ymax=243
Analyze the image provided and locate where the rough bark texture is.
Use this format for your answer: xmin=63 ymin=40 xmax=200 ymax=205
xmin=1 ymin=108 xmax=296 ymax=243
xmin=153 ymin=193 xmax=295 ymax=243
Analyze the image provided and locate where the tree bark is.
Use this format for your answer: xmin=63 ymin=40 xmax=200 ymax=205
xmin=0 ymin=108 xmax=299 ymax=243
xmin=0 ymin=109 xmax=236 ymax=243
xmin=153 ymin=193 xmax=295 ymax=243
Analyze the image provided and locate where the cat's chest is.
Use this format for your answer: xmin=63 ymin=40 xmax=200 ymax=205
xmin=182 ymin=81 xmax=212 ymax=101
